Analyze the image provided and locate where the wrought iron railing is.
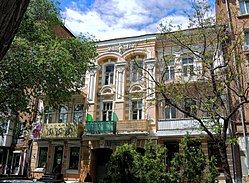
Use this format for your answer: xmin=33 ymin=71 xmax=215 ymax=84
xmin=84 ymin=121 xmax=116 ymax=134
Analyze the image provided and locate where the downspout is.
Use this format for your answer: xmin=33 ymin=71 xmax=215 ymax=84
xmin=225 ymin=0 xmax=249 ymax=178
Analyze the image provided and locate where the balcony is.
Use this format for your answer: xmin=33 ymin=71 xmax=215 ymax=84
xmin=42 ymin=123 xmax=83 ymax=138
xmin=116 ymin=119 xmax=149 ymax=134
xmin=157 ymin=118 xmax=201 ymax=136
xmin=84 ymin=121 xmax=116 ymax=135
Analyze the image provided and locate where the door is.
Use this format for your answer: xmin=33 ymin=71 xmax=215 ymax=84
xmin=52 ymin=145 xmax=63 ymax=173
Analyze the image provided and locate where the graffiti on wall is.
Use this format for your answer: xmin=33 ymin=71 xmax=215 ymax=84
xmin=42 ymin=123 xmax=83 ymax=138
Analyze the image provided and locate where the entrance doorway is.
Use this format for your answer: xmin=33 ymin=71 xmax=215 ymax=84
xmin=92 ymin=148 xmax=112 ymax=183
xmin=52 ymin=145 xmax=63 ymax=173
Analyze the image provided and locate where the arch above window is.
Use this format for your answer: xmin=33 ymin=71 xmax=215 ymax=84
xmin=99 ymin=85 xmax=115 ymax=96
xmin=129 ymin=84 xmax=144 ymax=93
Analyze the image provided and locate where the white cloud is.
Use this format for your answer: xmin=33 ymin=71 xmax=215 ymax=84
xmin=61 ymin=0 xmax=214 ymax=40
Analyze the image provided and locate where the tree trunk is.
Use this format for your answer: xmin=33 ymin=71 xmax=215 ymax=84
xmin=0 ymin=0 xmax=30 ymax=61
xmin=218 ymin=140 xmax=233 ymax=183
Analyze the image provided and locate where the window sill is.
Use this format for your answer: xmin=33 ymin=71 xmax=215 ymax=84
xmin=237 ymin=14 xmax=249 ymax=19
xmin=34 ymin=168 xmax=45 ymax=173
xmin=66 ymin=169 xmax=78 ymax=174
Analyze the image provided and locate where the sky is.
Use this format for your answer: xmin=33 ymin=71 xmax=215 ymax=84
xmin=57 ymin=0 xmax=215 ymax=41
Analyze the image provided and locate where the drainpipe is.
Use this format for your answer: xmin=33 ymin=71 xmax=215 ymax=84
xmin=225 ymin=0 xmax=249 ymax=179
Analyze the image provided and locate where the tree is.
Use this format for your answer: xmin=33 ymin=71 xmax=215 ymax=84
xmin=102 ymin=138 xmax=218 ymax=183
xmin=0 ymin=0 xmax=30 ymax=61
xmin=169 ymin=136 xmax=219 ymax=183
xmin=138 ymin=1 xmax=248 ymax=182
xmin=0 ymin=0 xmax=97 ymax=137
xmin=101 ymin=141 xmax=168 ymax=183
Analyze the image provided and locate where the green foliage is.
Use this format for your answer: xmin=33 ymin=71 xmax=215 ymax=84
xmin=102 ymin=138 xmax=218 ymax=183
xmin=0 ymin=0 xmax=97 ymax=129
xmin=169 ymin=136 xmax=219 ymax=183
xmin=101 ymin=144 xmax=140 ymax=183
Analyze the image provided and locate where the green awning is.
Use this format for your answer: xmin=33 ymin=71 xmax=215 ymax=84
xmin=112 ymin=112 xmax=118 ymax=122
xmin=86 ymin=113 xmax=93 ymax=122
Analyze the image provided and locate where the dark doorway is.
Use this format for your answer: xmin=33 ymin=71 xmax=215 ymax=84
xmin=52 ymin=145 xmax=63 ymax=173
xmin=92 ymin=148 xmax=112 ymax=183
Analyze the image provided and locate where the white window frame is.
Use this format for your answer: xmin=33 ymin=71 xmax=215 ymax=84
xmin=102 ymin=59 xmax=115 ymax=86
xmin=102 ymin=102 xmax=113 ymax=121
xmin=131 ymin=100 xmax=143 ymax=120
xmin=240 ymin=1 xmax=249 ymax=15
xmin=164 ymin=60 xmax=175 ymax=81
xmin=44 ymin=106 xmax=53 ymax=124
xmin=130 ymin=56 xmax=144 ymax=82
xmin=182 ymin=57 xmax=194 ymax=77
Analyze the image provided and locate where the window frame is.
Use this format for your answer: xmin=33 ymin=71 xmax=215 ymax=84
xmin=239 ymin=1 xmax=249 ymax=15
xmin=44 ymin=106 xmax=53 ymax=124
xmin=37 ymin=147 xmax=48 ymax=168
xmin=165 ymin=100 xmax=177 ymax=119
xmin=68 ymin=146 xmax=80 ymax=170
xmin=245 ymin=31 xmax=249 ymax=45
xmin=104 ymin=64 xmax=114 ymax=85
xmin=164 ymin=60 xmax=175 ymax=81
xmin=102 ymin=102 xmax=113 ymax=121
xmin=131 ymin=100 xmax=143 ymax=120
xmin=182 ymin=57 xmax=194 ymax=77
xmin=58 ymin=105 xmax=69 ymax=123
xmin=73 ymin=103 xmax=83 ymax=123
xmin=130 ymin=56 xmax=144 ymax=82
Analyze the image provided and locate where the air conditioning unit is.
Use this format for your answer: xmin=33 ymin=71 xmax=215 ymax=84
xmin=242 ymin=45 xmax=249 ymax=52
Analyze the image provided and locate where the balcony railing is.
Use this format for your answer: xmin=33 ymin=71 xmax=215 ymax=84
xmin=42 ymin=123 xmax=83 ymax=138
xmin=117 ymin=119 xmax=149 ymax=133
xmin=84 ymin=121 xmax=116 ymax=135
xmin=157 ymin=118 xmax=201 ymax=136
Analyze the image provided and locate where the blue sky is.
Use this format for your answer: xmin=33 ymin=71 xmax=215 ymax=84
xmin=56 ymin=0 xmax=215 ymax=40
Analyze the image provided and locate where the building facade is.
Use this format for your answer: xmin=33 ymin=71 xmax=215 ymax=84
xmin=216 ymin=0 xmax=249 ymax=181
xmin=29 ymin=30 xmax=236 ymax=182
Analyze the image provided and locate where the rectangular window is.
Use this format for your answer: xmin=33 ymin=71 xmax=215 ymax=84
xmin=105 ymin=65 xmax=114 ymax=85
xmin=59 ymin=105 xmax=69 ymax=123
xmin=132 ymin=100 xmax=142 ymax=120
xmin=165 ymin=143 xmax=179 ymax=170
xmin=240 ymin=1 xmax=249 ymax=15
xmin=69 ymin=147 xmax=80 ymax=170
xmin=182 ymin=57 xmax=194 ymax=77
xmin=165 ymin=106 xmax=176 ymax=119
xmin=103 ymin=102 xmax=113 ymax=121
xmin=73 ymin=104 xmax=83 ymax=123
xmin=208 ymin=142 xmax=223 ymax=172
xmin=38 ymin=147 xmax=48 ymax=168
xmin=184 ymin=98 xmax=197 ymax=118
xmin=44 ymin=106 xmax=53 ymax=123
xmin=164 ymin=60 xmax=175 ymax=80
xmin=132 ymin=61 xmax=143 ymax=82
xmin=246 ymin=32 xmax=249 ymax=45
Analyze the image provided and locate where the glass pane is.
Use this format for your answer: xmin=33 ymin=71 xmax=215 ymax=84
xmin=240 ymin=1 xmax=246 ymax=14
xmin=183 ymin=66 xmax=188 ymax=76
xmin=38 ymin=147 xmax=48 ymax=168
xmin=170 ymin=67 xmax=175 ymax=79
xmin=246 ymin=1 xmax=249 ymax=14
xmin=165 ymin=107 xmax=170 ymax=119
xmin=69 ymin=147 xmax=80 ymax=169
xmin=172 ymin=108 xmax=176 ymax=118
xmin=246 ymin=32 xmax=249 ymax=45
xmin=73 ymin=104 xmax=83 ymax=123
xmin=59 ymin=105 xmax=68 ymax=123
xmin=133 ymin=111 xmax=138 ymax=120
